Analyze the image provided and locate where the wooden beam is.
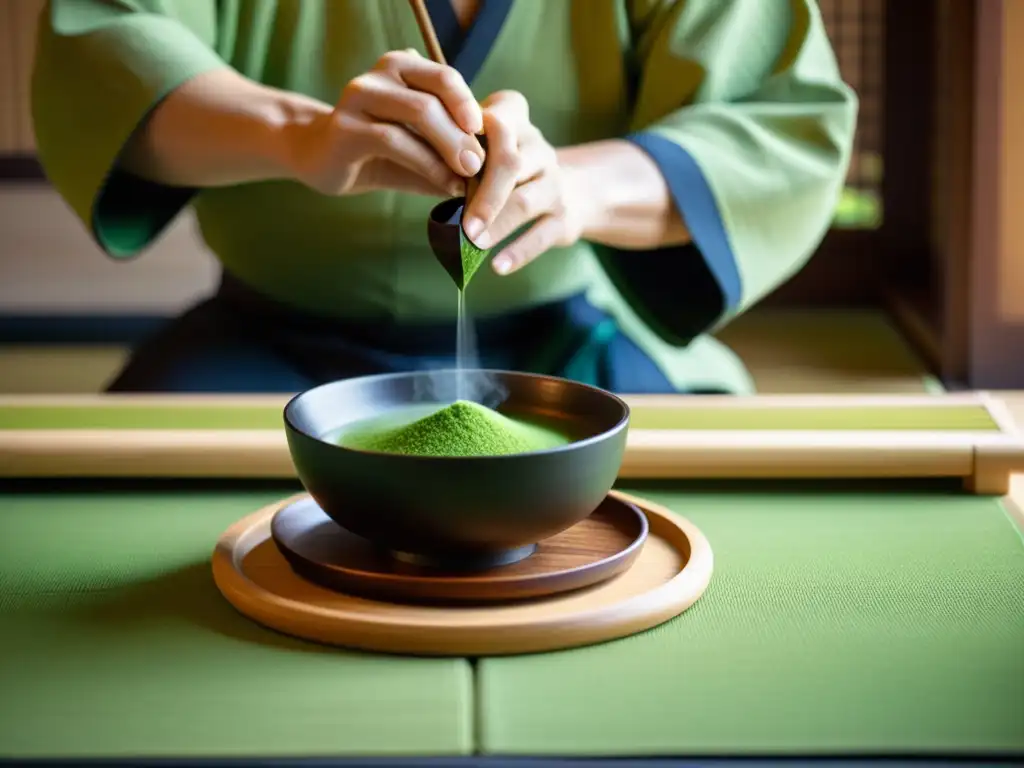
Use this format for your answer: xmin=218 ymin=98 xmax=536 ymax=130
xmin=967 ymin=0 xmax=1024 ymax=387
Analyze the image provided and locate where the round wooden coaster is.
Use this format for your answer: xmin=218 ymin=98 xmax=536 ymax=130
xmin=211 ymin=490 xmax=713 ymax=656
xmin=269 ymin=495 xmax=648 ymax=604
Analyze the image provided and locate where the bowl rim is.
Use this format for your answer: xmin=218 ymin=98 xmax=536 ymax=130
xmin=282 ymin=368 xmax=631 ymax=462
xmin=428 ymin=195 xmax=465 ymax=224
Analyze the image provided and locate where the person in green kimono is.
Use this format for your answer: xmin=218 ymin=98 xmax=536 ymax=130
xmin=31 ymin=0 xmax=857 ymax=394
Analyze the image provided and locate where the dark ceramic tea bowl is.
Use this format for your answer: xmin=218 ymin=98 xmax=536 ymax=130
xmin=283 ymin=369 xmax=630 ymax=569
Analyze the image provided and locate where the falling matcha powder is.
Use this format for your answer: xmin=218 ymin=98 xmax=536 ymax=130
xmin=338 ymin=400 xmax=569 ymax=457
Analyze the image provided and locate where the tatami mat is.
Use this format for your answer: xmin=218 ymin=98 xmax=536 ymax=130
xmin=0 ymin=345 xmax=127 ymax=394
xmin=477 ymin=483 xmax=1024 ymax=756
xmin=716 ymin=308 xmax=939 ymax=394
xmin=0 ymin=488 xmax=474 ymax=758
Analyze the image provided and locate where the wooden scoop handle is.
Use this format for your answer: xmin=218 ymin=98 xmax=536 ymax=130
xmin=407 ymin=0 xmax=447 ymax=65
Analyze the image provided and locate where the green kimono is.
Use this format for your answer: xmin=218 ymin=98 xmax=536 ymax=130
xmin=31 ymin=0 xmax=856 ymax=394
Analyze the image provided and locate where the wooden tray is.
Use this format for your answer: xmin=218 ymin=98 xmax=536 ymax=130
xmin=212 ymin=490 xmax=713 ymax=656
xmin=270 ymin=494 xmax=649 ymax=604
xmin=3 ymin=393 xmax=1023 ymax=494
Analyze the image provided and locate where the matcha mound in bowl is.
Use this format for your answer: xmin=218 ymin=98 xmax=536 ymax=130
xmin=283 ymin=370 xmax=630 ymax=569
xmin=338 ymin=400 xmax=569 ymax=457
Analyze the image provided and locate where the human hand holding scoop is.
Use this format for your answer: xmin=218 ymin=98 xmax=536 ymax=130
xmin=405 ymin=0 xmax=493 ymax=291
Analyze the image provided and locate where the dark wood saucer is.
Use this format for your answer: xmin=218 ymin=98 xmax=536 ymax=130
xmin=269 ymin=495 xmax=648 ymax=605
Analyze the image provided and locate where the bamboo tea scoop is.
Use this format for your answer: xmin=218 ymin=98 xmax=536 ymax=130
xmin=407 ymin=0 xmax=490 ymax=290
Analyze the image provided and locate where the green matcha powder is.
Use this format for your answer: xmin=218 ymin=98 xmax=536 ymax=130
xmin=458 ymin=233 xmax=489 ymax=289
xmin=338 ymin=400 xmax=568 ymax=457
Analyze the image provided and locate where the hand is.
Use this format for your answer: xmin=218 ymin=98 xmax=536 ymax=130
xmin=290 ymin=50 xmax=485 ymax=197
xmin=461 ymin=91 xmax=588 ymax=275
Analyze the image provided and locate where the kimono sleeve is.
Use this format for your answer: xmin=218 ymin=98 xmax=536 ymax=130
xmin=600 ymin=0 xmax=858 ymax=345
xmin=31 ymin=0 xmax=227 ymax=258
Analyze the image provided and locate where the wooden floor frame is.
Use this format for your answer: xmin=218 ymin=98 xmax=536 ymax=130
xmin=1 ymin=393 xmax=1022 ymax=497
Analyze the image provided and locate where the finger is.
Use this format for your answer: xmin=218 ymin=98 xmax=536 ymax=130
xmin=479 ymin=89 xmax=530 ymax=126
xmin=473 ymin=177 xmax=558 ymax=249
xmin=509 ymin=129 xmax=552 ymax=182
xmin=480 ymin=92 xmax=542 ymax=182
xmin=348 ymin=117 xmax=463 ymax=195
xmin=400 ymin=64 xmax=484 ymax=137
xmin=358 ymin=159 xmax=458 ymax=197
xmin=373 ymin=50 xmax=484 ymax=135
xmin=491 ymin=215 xmax=565 ymax=275
xmin=344 ymin=72 xmax=483 ymax=177
xmin=462 ymin=107 xmax=520 ymax=242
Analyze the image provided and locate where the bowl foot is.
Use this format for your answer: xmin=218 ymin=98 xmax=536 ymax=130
xmin=388 ymin=543 xmax=538 ymax=571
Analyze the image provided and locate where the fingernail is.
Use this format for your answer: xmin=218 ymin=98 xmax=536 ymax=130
xmin=493 ymin=256 xmax=512 ymax=274
xmin=461 ymin=106 xmax=483 ymax=135
xmin=463 ymin=216 xmax=484 ymax=240
xmin=459 ymin=150 xmax=482 ymax=176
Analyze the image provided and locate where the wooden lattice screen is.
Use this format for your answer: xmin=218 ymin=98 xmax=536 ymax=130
xmin=819 ymin=0 xmax=885 ymax=228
